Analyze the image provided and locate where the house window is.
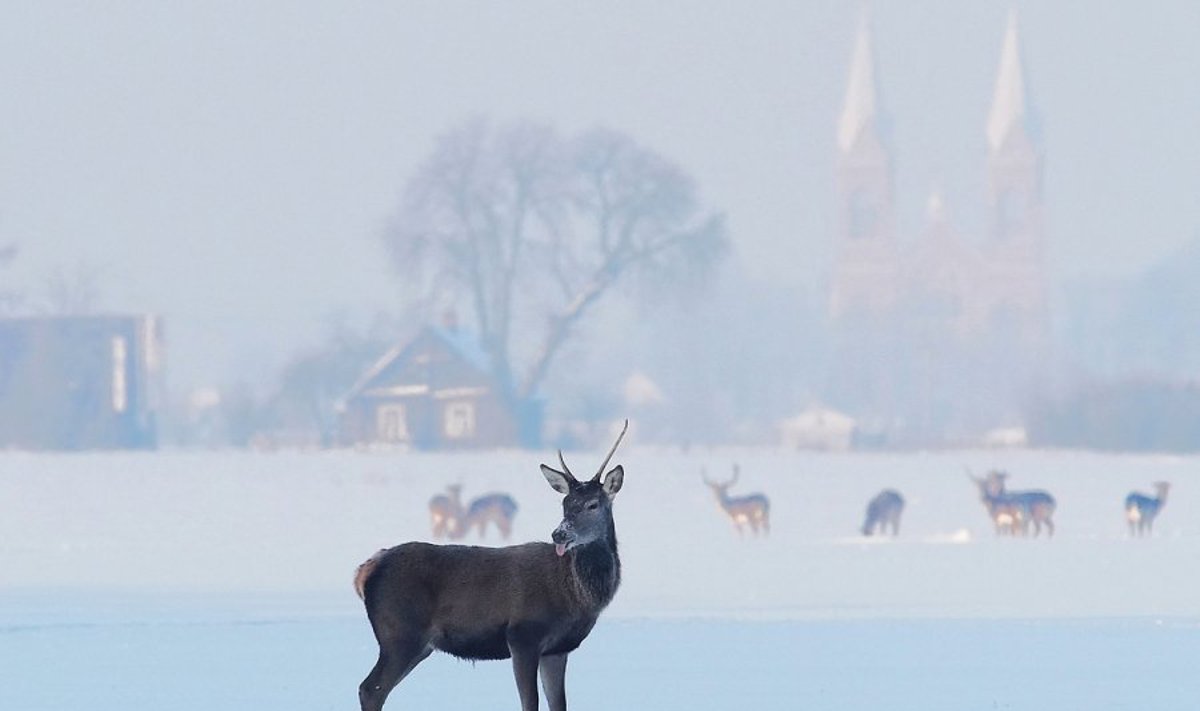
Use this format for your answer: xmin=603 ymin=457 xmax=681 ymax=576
xmin=444 ymin=401 xmax=476 ymax=439
xmin=111 ymin=336 xmax=128 ymax=413
xmin=376 ymin=404 xmax=408 ymax=442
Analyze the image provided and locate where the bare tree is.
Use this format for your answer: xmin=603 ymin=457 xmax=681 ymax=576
xmin=384 ymin=119 xmax=727 ymax=413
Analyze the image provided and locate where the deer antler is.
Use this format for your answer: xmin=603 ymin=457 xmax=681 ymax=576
xmin=557 ymin=450 xmax=579 ymax=484
xmin=591 ymin=419 xmax=629 ymax=482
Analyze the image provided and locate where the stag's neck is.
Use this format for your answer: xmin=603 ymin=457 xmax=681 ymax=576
xmin=568 ymin=529 xmax=620 ymax=610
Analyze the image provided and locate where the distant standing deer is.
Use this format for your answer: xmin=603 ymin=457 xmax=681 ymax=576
xmin=355 ymin=421 xmax=629 ymax=711
xmin=970 ymin=473 xmax=1022 ymax=536
xmin=428 ymin=484 xmax=464 ymax=540
xmin=703 ymin=465 xmax=770 ymax=536
xmin=1125 ymin=482 xmax=1170 ymax=537
xmin=861 ymin=489 xmax=905 ymax=537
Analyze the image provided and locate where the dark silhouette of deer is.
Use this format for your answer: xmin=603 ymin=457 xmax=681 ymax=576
xmin=355 ymin=421 xmax=629 ymax=711
xmin=971 ymin=470 xmax=1056 ymax=538
xmin=702 ymin=465 xmax=770 ymax=535
xmin=1125 ymin=481 xmax=1170 ymax=537
xmin=861 ymin=489 xmax=905 ymax=537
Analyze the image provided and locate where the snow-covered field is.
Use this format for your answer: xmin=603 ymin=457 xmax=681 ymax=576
xmin=2 ymin=447 xmax=1198 ymax=709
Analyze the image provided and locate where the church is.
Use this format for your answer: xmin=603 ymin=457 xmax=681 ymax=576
xmin=825 ymin=11 xmax=1049 ymax=443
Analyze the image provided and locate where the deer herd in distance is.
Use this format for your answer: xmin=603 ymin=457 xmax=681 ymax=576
xmin=361 ymin=431 xmax=1175 ymax=711
xmin=428 ymin=464 xmax=1173 ymax=542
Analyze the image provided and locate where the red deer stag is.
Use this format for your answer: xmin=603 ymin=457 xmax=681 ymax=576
xmin=702 ymin=465 xmax=770 ymax=536
xmin=969 ymin=473 xmax=1022 ymax=536
xmin=861 ymin=489 xmax=905 ymax=537
xmin=1125 ymin=482 xmax=1169 ymax=537
xmin=355 ymin=421 xmax=629 ymax=711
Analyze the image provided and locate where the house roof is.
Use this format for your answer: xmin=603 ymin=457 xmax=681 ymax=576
xmin=337 ymin=325 xmax=494 ymax=407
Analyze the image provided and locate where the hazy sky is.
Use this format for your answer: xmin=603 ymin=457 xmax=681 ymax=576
xmin=1 ymin=1 xmax=1197 ymax=390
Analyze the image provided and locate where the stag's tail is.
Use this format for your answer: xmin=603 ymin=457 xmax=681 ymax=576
xmin=354 ymin=549 xmax=387 ymax=601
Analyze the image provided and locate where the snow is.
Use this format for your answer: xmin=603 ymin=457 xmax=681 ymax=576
xmin=2 ymin=448 xmax=1197 ymax=709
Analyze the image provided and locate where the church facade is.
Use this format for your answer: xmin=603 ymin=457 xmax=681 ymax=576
xmin=825 ymin=12 xmax=1049 ymax=443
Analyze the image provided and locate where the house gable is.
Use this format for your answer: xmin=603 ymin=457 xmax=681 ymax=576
xmin=338 ymin=326 xmax=527 ymax=449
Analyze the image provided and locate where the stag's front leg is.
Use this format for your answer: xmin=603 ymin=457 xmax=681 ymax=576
xmin=508 ymin=635 xmax=542 ymax=711
xmin=540 ymin=653 xmax=568 ymax=711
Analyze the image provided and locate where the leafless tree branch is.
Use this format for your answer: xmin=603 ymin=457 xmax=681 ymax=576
xmin=382 ymin=119 xmax=728 ymax=408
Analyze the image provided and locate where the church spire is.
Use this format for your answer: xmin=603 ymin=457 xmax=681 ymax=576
xmin=837 ymin=9 xmax=883 ymax=152
xmin=986 ymin=9 xmax=1033 ymax=153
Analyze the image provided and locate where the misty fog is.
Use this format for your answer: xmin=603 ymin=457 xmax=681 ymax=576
xmin=1 ymin=2 xmax=1197 ymax=450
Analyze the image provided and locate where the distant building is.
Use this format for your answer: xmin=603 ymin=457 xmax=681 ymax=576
xmin=825 ymin=11 xmax=1049 ymax=440
xmin=0 ymin=315 xmax=163 ymax=450
xmin=780 ymin=406 xmax=857 ymax=451
xmin=337 ymin=324 xmax=538 ymax=449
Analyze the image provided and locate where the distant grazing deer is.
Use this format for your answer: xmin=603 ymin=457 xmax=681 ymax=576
xmin=972 ymin=470 xmax=1056 ymax=538
xmin=355 ymin=421 xmax=629 ymax=711
xmin=861 ymin=489 xmax=905 ymax=537
xmin=428 ymin=484 xmax=464 ymax=540
xmin=703 ymin=465 xmax=770 ymax=536
xmin=462 ymin=492 xmax=519 ymax=540
xmin=1125 ymin=482 xmax=1170 ymax=537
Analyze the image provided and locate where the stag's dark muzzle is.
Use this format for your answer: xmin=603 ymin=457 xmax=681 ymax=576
xmin=551 ymin=521 xmax=575 ymax=557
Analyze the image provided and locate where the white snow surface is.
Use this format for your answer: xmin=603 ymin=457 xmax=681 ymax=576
xmin=3 ymin=447 xmax=1197 ymax=618
xmin=2 ymin=448 xmax=1198 ymax=709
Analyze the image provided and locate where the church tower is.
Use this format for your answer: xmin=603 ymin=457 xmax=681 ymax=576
xmin=982 ymin=9 xmax=1048 ymax=342
xmin=829 ymin=12 xmax=898 ymax=321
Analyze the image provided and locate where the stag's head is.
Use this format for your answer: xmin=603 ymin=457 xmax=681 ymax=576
xmin=701 ymin=465 xmax=739 ymax=496
xmin=967 ymin=473 xmax=994 ymax=504
xmin=540 ymin=421 xmax=628 ymax=557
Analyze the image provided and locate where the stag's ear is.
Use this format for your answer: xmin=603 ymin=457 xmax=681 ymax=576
xmin=602 ymin=465 xmax=624 ymax=498
xmin=541 ymin=464 xmax=573 ymax=494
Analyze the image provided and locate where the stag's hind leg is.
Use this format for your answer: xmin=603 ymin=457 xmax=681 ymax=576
xmin=359 ymin=636 xmax=432 ymax=711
